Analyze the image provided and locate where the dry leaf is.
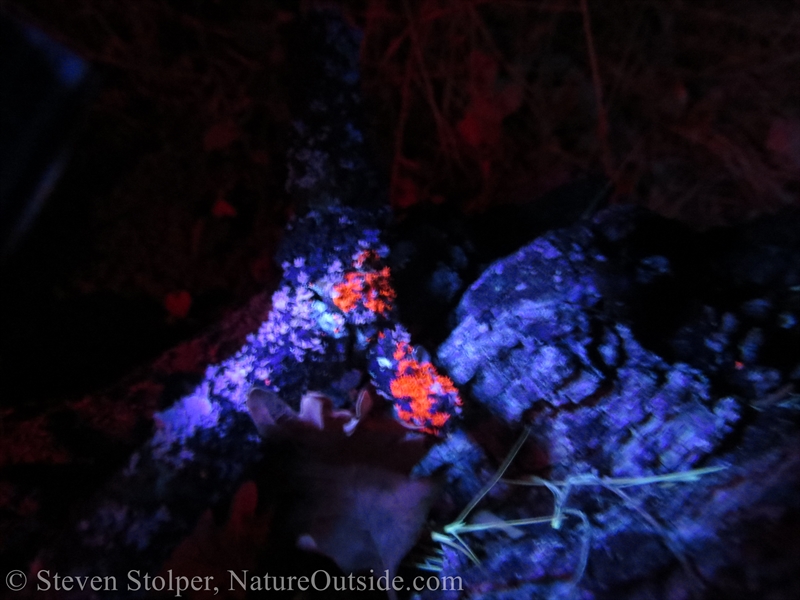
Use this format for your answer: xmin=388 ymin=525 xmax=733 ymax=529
xmin=292 ymin=461 xmax=438 ymax=579
xmin=247 ymin=388 xmax=439 ymax=593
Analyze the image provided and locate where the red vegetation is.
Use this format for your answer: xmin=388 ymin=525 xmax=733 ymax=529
xmin=164 ymin=290 xmax=193 ymax=319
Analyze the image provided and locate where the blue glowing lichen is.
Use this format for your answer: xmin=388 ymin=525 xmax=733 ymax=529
xmin=157 ymin=205 xmax=462 ymax=443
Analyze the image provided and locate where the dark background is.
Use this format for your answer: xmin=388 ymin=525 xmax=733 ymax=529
xmin=1 ymin=0 xmax=798 ymax=409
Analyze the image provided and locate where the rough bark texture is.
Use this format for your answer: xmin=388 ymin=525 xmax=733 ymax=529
xmin=416 ymin=206 xmax=800 ymax=599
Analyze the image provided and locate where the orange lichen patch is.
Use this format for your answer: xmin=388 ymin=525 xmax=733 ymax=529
xmin=364 ymin=268 xmax=396 ymax=313
xmin=354 ymin=249 xmax=381 ymax=269
xmin=393 ymin=341 xmax=408 ymax=361
xmin=332 ymin=268 xmax=396 ymax=315
xmin=390 ymin=341 xmax=461 ymax=433
xmin=332 ymin=273 xmax=363 ymax=312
